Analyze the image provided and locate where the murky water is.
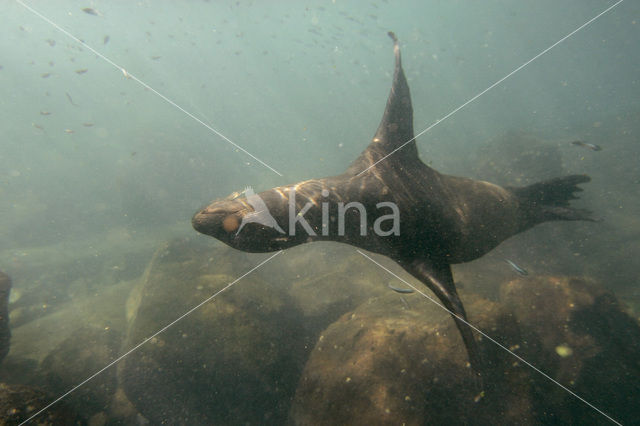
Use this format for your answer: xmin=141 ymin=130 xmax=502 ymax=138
xmin=1 ymin=1 xmax=638 ymax=424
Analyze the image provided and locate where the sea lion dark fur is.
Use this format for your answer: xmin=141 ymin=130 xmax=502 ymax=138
xmin=192 ymin=32 xmax=594 ymax=373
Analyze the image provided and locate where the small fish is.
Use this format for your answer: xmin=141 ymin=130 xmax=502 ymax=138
xmin=40 ymin=110 xmax=51 ymax=116
xmin=41 ymin=72 xmax=51 ymax=78
xmin=571 ymin=140 xmax=602 ymax=152
xmin=82 ymin=7 xmax=99 ymax=16
xmin=75 ymin=68 xmax=88 ymax=74
xmin=387 ymin=283 xmax=415 ymax=294
xmin=82 ymin=122 xmax=94 ymax=127
xmin=103 ymin=35 xmax=110 ymax=44
xmin=32 ymin=123 xmax=44 ymax=130
xmin=65 ymin=92 xmax=78 ymax=106
xmin=150 ymin=55 xmax=161 ymax=60
xmin=45 ymin=39 xmax=56 ymax=47
xmin=64 ymin=129 xmax=75 ymax=134
xmin=504 ymin=259 xmax=528 ymax=276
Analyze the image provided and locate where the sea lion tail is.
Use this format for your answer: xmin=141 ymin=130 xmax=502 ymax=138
xmin=512 ymin=174 xmax=598 ymax=223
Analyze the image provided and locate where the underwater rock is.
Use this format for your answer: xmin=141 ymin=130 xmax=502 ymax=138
xmin=5 ymin=232 xmax=158 ymax=330
xmin=500 ymin=275 xmax=640 ymax=425
xmin=37 ymin=324 xmax=122 ymax=421
xmin=0 ymin=266 xmax=136 ymax=422
xmin=290 ymin=293 xmax=534 ymax=425
xmin=118 ymin=240 xmax=314 ymax=424
xmin=3 ymin=273 xmax=132 ymax=374
xmin=291 ymin=276 xmax=640 ymax=424
xmin=0 ymin=382 xmax=82 ymax=425
xmin=283 ymin=243 xmax=388 ymax=319
xmin=0 ymin=271 xmax=11 ymax=365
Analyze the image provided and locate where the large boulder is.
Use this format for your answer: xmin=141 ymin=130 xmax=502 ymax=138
xmin=0 ymin=382 xmax=82 ymax=425
xmin=0 ymin=265 xmax=135 ymax=422
xmin=291 ymin=276 xmax=640 ymax=425
xmin=37 ymin=325 xmax=122 ymax=421
xmin=118 ymin=239 xmax=314 ymax=424
xmin=290 ymin=292 xmax=532 ymax=425
xmin=500 ymin=276 xmax=640 ymax=425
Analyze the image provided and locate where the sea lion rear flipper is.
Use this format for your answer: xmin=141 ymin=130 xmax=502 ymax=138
xmin=510 ymin=174 xmax=598 ymax=223
xmin=401 ymin=259 xmax=483 ymax=376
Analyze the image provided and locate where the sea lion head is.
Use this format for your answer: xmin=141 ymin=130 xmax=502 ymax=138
xmin=192 ymin=190 xmax=294 ymax=253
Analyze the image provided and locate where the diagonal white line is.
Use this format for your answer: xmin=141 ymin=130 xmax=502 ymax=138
xmin=356 ymin=250 xmax=621 ymax=425
xmin=357 ymin=0 xmax=624 ymax=176
xmin=18 ymin=250 xmax=283 ymax=426
xmin=14 ymin=0 xmax=283 ymax=177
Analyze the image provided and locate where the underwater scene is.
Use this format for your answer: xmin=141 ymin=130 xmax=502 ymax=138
xmin=1 ymin=1 xmax=639 ymax=424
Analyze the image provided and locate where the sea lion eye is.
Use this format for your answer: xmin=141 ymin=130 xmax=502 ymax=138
xmin=222 ymin=215 xmax=239 ymax=233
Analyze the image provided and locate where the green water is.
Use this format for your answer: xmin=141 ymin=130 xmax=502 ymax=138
xmin=0 ymin=1 xmax=638 ymax=424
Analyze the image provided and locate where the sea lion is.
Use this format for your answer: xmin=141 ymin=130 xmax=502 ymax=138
xmin=192 ymin=32 xmax=594 ymax=373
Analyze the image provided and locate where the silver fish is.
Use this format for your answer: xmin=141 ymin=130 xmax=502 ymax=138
xmin=387 ymin=283 xmax=415 ymax=294
xmin=82 ymin=8 xmax=98 ymax=16
xmin=504 ymin=259 xmax=528 ymax=276
xmin=571 ymin=140 xmax=602 ymax=152
xmin=65 ymin=92 xmax=78 ymax=106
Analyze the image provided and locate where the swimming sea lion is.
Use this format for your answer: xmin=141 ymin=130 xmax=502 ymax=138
xmin=192 ymin=32 xmax=594 ymax=373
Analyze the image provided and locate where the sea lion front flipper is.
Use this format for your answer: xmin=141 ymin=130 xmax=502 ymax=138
xmin=400 ymin=258 xmax=483 ymax=375
xmin=346 ymin=32 xmax=420 ymax=175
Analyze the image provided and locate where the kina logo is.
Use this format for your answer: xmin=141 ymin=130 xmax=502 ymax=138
xmin=236 ymin=187 xmax=286 ymax=235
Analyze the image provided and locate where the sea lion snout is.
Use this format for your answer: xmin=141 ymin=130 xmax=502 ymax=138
xmin=192 ymin=199 xmax=245 ymax=237
xmin=191 ymin=205 xmax=226 ymax=236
